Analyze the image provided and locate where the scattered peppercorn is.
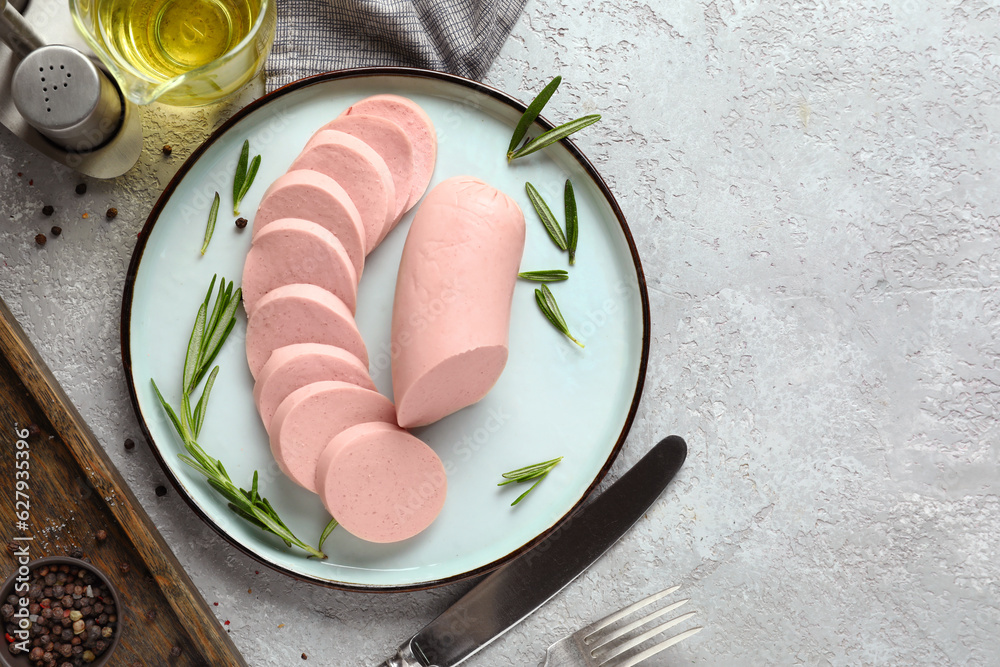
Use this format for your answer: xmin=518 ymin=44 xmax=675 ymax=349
xmin=155 ymin=485 xmax=167 ymax=497
xmin=75 ymin=183 xmax=87 ymax=195
xmin=105 ymin=207 xmax=118 ymax=220
xmin=42 ymin=205 xmax=54 ymax=216
xmin=118 ymin=562 xmax=130 ymax=574
xmin=162 ymin=145 xmax=172 ymax=156
xmin=82 ymin=212 xmax=89 ymax=219
xmin=302 ymin=653 xmax=308 ymax=660
xmin=169 ymin=645 xmax=182 ymax=657
xmin=70 ymin=548 xmax=83 ymax=559
xmin=35 ymin=233 xmax=47 ymax=246
xmin=27 ymin=423 xmax=40 ymax=437
xmin=235 ymin=217 xmax=248 ymax=229
xmin=51 ymin=226 xmax=62 ymax=236
xmin=6 ymin=542 xmax=17 ymax=554
xmin=144 ymin=609 xmax=157 ymax=622
xmin=95 ymin=530 xmax=107 ymax=542
xmin=124 ymin=438 xmax=135 ymax=451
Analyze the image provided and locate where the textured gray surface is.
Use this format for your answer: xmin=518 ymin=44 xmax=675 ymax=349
xmin=2 ymin=0 xmax=999 ymax=664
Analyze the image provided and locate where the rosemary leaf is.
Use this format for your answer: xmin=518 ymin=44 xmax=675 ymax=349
xmin=498 ymin=457 xmax=563 ymax=506
xmin=518 ymin=270 xmax=569 ymax=282
xmin=509 ymin=114 xmax=601 ymax=161
xmin=200 ymin=192 xmax=220 ymax=255
xmin=192 ymin=366 xmax=219 ymax=437
xmin=182 ymin=301 xmax=207 ymax=394
xmin=526 ymin=183 xmax=567 ymax=250
xmin=317 ymin=517 xmax=339 ymax=555
xmin=233 ymin=140 xmax=249 ymax=210
xmin=535 ymin=284 xmax=584 ymax=348
xmin=565 ymin=179 xmax=578 ymax=265
xmin=233 ymin=141 xmax=261 ymax=216
xmin=507 ymin=76 xmax=562 ymax=158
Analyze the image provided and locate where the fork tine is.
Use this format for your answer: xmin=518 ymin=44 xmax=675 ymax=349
xmin=583 ymin=585 xmax=680 ymax=643
xmin=588 ymin=598 xmax=690 ymax=651
xmin=606 ymin=626 xmax=704 ymax=667
xmin=595 ymin=610 xmax=698 ymax=663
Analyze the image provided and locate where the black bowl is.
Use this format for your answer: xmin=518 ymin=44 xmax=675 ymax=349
xmin=0 ymin=557 xmax=123 ymax=667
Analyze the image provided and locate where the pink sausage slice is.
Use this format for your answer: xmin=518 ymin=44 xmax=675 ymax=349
xmin=242 ymin=219 xmax=358 ymax=317
xmin=341 ymin=95 xmax=436 ymax=214
xmin=253 ymin=343 xmax=375 ymax=435
xmin=269 ymin=381 xmax=396 ymax=492
xmin=316 ymin=422 xmax=446 ymax=543
xmin=391 ymin=176 xmax=525 ymax=428
xmin=319 ymin=114 xmax=415 ymax=231
xmin=314 ymin=421 xmax=402 ymax=492
xmin=252 ymin=170 xmax=366 ymax=277
xmin=245 ymin=284 xmax=367 ymax=379
xmin=290 ymin=130 xmax=395 ymax=252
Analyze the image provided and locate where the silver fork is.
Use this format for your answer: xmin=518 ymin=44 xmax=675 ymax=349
xmin=542 ymin=585 xmax=702 ymax=667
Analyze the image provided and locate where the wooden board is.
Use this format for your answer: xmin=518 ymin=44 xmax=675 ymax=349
xmin=0 ymin=297 xmax=247 ymax=667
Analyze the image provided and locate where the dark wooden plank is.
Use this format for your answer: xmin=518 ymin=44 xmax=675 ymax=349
xmin=0 ymin=297 xmax=247 ymax=667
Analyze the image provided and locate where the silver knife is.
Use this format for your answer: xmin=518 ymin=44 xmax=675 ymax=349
xmin=380 ymin=435 xmax=688 ymax=667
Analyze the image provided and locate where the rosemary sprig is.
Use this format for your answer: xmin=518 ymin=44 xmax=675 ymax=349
xmin=526 ymin=183 xmax=567 ymax=250
xmin=507 ymin=76 xmax=562 ymax=158
xmin=499 ymin=457 xmax=563 ymax=506
xmin=506 ymin=76 xmax=601 ymax=162
xmin=565 ymin=179 xmax=578 ymax=265
xmin=200 ymin=192 xmax=220 ymax=255
xmin=509 ymin=115 xmax=601 ymax=162
xmin=151 ymin=275 xmax=327 ymax=559
xmin=518 ymin=270 xmax=569 ymax=282
xmin=233 ymin=139 xmax=261 ymax=216
xmin=535 ymin=284 xmax=584 ymax=348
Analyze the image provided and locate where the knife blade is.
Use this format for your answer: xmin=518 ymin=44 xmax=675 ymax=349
xmin=380 ymin=435 xmax=688 ymax=667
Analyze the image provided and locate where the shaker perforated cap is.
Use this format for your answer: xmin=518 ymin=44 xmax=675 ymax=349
xmin=12 ymin=45 xmax=123 ymax=152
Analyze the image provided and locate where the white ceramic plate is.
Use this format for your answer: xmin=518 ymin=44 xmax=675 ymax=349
xmin=122 ymin=68 xmax=649 ymax=591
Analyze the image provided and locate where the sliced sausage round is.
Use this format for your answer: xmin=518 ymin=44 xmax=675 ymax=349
xmin=253 ymin=343 xmax=375 ymax=435
xmin=316 ymin=422 xmax=446 ymax=543
xmin=242 ymin=219 xmax=358 ymax=317
xmin=252 ymin=170 xmax=367 ymax=277
xmin=290 ymin=130 xmax=395 ymax=252
xmin=269 ymin=381 xmax=396 ymax=492
xmin=341 ymin=95 xmax=436 ymax=213
xmin=245 ymin=284 xmax=367 ymax=379
xmin=319 ymin=114 xmax=415 ymax=232
xmin=391 ymin=176 xmax=525 ymax=428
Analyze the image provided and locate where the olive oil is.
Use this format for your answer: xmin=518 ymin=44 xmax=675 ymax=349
xmin=98 ymin=0 xmax=257 ymax=78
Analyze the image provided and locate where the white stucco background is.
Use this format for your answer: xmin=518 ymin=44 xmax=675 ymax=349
xmin=2 ymin=0 xmax=999 ymax=664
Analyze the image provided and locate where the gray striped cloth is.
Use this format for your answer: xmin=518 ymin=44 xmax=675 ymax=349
xmin=265 ymin=0 xmax=527 ymax=91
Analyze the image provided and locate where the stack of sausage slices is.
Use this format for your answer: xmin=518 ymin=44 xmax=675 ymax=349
xmin=242 ymin=95 xmax=527 ymax=545
xmin=242 ymin=94 xmax=448 ymax=545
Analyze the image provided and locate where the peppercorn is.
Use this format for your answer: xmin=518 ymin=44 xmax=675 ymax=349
xmin=124 ymin=438 xmax=135 ymax=451
xmin=70 ymin=548 xmax=82 ymax=559
xmin=42 ymin=205 xmax=54 ymax=216
xmin=95 ymin=530 xmax=107 ymax=542
xmin=117 ymin=562 xmax=129 ymax=574
xmin=155 ymin=485 xmax=167 ymax=497
xmin=50 ymin=226 xmax=61 ymax=236
xmin=74 ymin=183 xmax=87 ymax=195
xmin=169 ymin=645 xmax=182 ymax=657
xmin=144 ymin=609 xmax=157 ymax=622
xmin=302 ymin=653 xmax=308 ymax=660
xmin=235 ymin=217 xmax=248 ymax=229
xmin=162 ymin=144 xmax=172 ymax=155
xmin=105 ymin=207 xmax=117 ymax=220
xmin=35 ymin=233 xmax=47 ymax=246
